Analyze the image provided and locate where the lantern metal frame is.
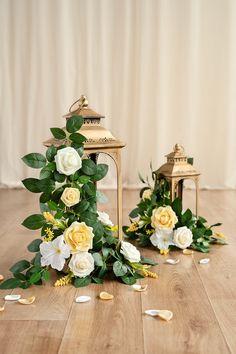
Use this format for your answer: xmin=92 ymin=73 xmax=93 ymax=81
xmin=154 ymin=144 xmax=200 ymax=216
xmin=44 ymin=95 xmax=125 ymax=240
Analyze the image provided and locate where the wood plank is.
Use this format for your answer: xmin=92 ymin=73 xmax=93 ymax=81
xmin=140 ymin=249 xmax=231 ymax=354
xmin=59 ymin=281 xmax=144 ymax=354
xmin=0 ymin=320 xmax=66 ymax=354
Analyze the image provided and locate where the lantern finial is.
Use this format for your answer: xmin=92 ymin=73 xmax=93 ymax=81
xmin=174 ymin=143 xmax=184 ymax=153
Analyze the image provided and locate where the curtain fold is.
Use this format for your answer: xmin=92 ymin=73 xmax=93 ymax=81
xmin=0 ymin=0 xmax=236 ymax=188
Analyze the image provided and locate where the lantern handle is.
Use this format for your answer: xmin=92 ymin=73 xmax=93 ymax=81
xmin=69 ymin=95 xmax=89 ymax=114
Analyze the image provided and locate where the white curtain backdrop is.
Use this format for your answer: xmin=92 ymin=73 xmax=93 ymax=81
xmin=0 ymin=0 xmax=236 ymax=189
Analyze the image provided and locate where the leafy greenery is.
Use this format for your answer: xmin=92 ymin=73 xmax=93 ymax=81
xmin=0 ymin=113 xmax=156 ymax=290
xmin=124 ymin=166 xmax=225 ymax=253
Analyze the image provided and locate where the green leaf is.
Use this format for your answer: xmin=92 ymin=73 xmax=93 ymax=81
xmin=74 ymin=200 xmax=90 ymax=214
xmin=22 ymin=153 xmax=46 ymax=168
xmin=27 ymin=239 xmax=42 ymax=252
xmin=171 ymin=198 xmax=182 ymax=216
xmin=210 ymin=222 xmax=222 ymax=228
xmin=81 ymin=159 xmax=97 ymax=175
xmin=13 ymin=273 xmax=26 ymax=281
xmin=47 ymin=200 xmax=58 ymax=211
xmin=92 ymin=253 xmax=103 ymax=266
xmin=37 ymin=178 xmax=55 ymax=193
xmin=113 ymin=261 xmax=127 ymax=277
xmin=129 ymin=208 xmax=140 ymax=218
xmin=0 ymin=278 xmax=22 ymax=289
xmin=40 ymin=192 xmax=51 ymax=203
xmin=120 ymin=275 xmax=136 ymax=285
xmin=10 ymin=260 xmax=31 ymax=273
xmin=50 ymin=128 xmax=66 ymax=139
xmin=182 ymin=208 xmax=193 ymax=223
xmin=54 ymin=171 xmax=66 ymax=183
xmin=92 ymin=277 xmax=103 ymax=284
xmin=22 ymin=214 xmax=46 ymax=230
xmin=40 ymin=162 xmax=56 ymax=179
xmin=69 ymin=132 xmax=87 ymax=144
xmin=66 ymin=115 xmax=84 ymax=133
xmin=91 ymin=164 xmax=109 ymax=182
xmin=31 ymin=252 xmax=41 ymax=266
xmin=22 ymin=178 xmax=41 ymax=193
xmin=74 ymin=277 xmax=91 ymax=288
xmin=83 ymin=182 xmax=96 ymax=196
xmin=46 ymin=145 xmax=57 ymax=162
xmin=140 ymin=256 xmax=158 ymax=266
xmin=29 ymin=272 xmax=42 ymax=284
xmin=42 ymin=269 xmax=50 ymax=281
xmin=96 ymin=190 xmax=109 ymax=204
xmin=78 ymin=175 xmax=90 ymax=184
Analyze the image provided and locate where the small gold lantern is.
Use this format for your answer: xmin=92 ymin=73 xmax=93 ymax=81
xmin=154 ymin=144 xmax=200 ymax=216
xmin=44 ymin=95 xmax=125 ymax=240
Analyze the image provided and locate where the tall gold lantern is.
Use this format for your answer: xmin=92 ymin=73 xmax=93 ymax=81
xmin=154 ymin=144 xmax=200 ymax=216
xmin=44 ymin=95 xmax=125 ymax=240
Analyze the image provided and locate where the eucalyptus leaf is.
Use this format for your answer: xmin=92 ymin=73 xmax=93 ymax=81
xmin=22 ymin=153 xmax=46 ymax=168
xmin=50 ymin=128 xmax=66 ymax=139
xmin=66 ymin=115 xmax=84 ymax=133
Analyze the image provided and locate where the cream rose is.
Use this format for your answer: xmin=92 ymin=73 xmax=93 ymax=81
xmin=97 ymin=211 xmax=113 ymax=226
xmin=120 ymin=241 xmax=141 ymax=263
xmin=142 ymin=189 xmax=152 ymax=200
xmin=61 ymin=187 xmax=80 ymax=207
xmin=151 ymin=206 xmax=178 ymax=229
xmin=173 ymin=226 xmax=193 ymax=249
xmin=69 ymin=251 xmax=94 ymax=277
xmin=55 ymin=147 xmax=82 ymax=176
xmin=64 ymin=221 xmax=94 ymax=253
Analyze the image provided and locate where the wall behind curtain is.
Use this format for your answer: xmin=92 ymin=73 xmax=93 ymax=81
xmin=0 ymin=0 xmax=236 ymax=188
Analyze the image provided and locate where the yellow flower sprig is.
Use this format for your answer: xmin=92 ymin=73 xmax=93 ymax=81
xmin=54 ymin=273 xmax=73 ymax=287
xmin=142 ymin=269 xmax=158 ymax=278
xmin=127 ymin=222 xmax=139 ymax=233
xmin=43 ymin=227 xmax=54 ymax=242
xmin=43 ymin=212 xmax=67 ymax=230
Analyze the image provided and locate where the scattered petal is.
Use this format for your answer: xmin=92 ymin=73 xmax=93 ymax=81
xmin=132 ymin=284 xmax=148 ymax=292
xmin=165 ymin=259 xmax=180 ymax=265
xmin=99 ymin=291 xmax=114 ymax=300
xmin=144 ymin=309 xmax=173 ymax=321
xmin=18 ymin=296 xmax=36 ymax=305
xmin=145 ymin=309 xmax=160 ymax=316
xmin=199 ymin=258 xmax=210 ymax=264
xmin=75 ymin=296 xmax=91 ymax=303
xmin=0 ymin=306 xmax=5 ymax=312
xmin=0 ymin=275 xmax=4 ymax=281
xmin=5 ymin=295 xmax=21 ymax=301
xmin=183 ymin=249 xmax=194 ymax=255
xmin=158 ymin=310 xmax=173 ymax=321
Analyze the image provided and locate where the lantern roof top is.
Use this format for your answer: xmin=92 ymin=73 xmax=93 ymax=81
xmin=44 ymin=95 xmax=125 ymax=150
xmin=154 ymin=144 xmax=200 ymax=178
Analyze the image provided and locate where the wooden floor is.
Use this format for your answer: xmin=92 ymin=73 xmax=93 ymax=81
xmin=0 ymin=189 xmax=235 ymax=354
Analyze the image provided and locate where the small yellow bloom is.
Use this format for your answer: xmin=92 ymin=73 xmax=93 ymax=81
xmin=214 ymin=232 xmax=226 ymax=240
xmin=43 ymin=227 xmax=54 ymax=242
xmin=54 ymin=274 xmax=72 ymax=287
xmin=43 ymin=212 xmax=55 ymax=224
xmin=108 ymin=225 xmax=118 ymax=232
xmin=146 ymin=229 xmax=155 ymax=235
xmin=127 ymin=222 xmax=139 ymax=233
xmin=160 ymin=249 xmax=169 ymax=255
xmin=142 ymin=269 xmax=158 ymax=278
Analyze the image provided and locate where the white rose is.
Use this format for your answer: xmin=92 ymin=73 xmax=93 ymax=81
xmin=120 ymin=241 xmax=141 ymax=263
xmin=142 ymin=189 xmax=152 ymax=200
xmin=69 ymin=251 xmax=94 ymax=278
xmin=55 ymin=147 xmax=82 ymax=176
xmin=61 ymin=187 xmax=80 ymax=207
xmin=173 ymin=226 xmax=193 ymax=249
xmin=97 ymin=211 xmax=113 ymax=226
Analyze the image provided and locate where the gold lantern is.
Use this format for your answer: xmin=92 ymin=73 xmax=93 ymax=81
xmin=154 ymin=144 xmax=200 ymax=216
xmin=44 ymin=95 xmax=125 ymax=240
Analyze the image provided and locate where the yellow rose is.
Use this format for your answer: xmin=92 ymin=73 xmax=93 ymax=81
xmin=61 ymin=187 xmax=80 ymax=207
xmin=64 ymin=221 xmax=94 ymax=253
xmin=151 ymin=206 xmax=178 ymax=229
xmin=142 ymin=189 xmax=152 ymax=200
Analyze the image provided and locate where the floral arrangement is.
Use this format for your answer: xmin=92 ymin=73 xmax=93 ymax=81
xmin=0 ymin=116 xmax=157 ymax=290
xmin=123 ymin=167 xmax=226 ymax=254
